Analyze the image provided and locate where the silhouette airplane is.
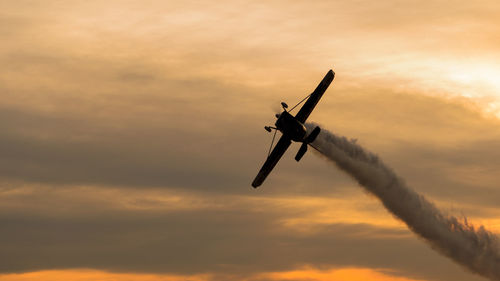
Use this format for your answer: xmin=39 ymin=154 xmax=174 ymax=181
xmin=252 ymin=69 xmax=335 ymax=188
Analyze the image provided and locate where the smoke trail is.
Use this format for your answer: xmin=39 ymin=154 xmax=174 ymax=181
xmin=309 ymin=124 xmax=500 ymax=280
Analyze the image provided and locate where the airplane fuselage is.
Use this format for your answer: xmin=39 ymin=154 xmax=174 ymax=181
xmin=275 ymin=111 xmax=307 ymax=142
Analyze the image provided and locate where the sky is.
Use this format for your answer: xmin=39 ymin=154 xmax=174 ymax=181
xmin=1 ymin=0 xmax=500 ymax=280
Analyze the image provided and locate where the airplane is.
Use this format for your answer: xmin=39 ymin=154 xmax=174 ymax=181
xmin=252 ymin=69 xmax=335 ymax=188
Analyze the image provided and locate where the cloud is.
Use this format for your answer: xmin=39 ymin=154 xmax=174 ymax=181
xmin=0 ymin=206 xmax=458 ymax=279
xmin=0 ymin=184 xmax=489 ymax=281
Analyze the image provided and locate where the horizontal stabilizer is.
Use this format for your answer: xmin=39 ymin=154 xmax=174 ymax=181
xmin=306 ymin=126 xmax=321 ymax=143
xmin=295 ymin=142 xmax=308 ymax=161
xmin=295 ymin=127 xmax=320 ymax=162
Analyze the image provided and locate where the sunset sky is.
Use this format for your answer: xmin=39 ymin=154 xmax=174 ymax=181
xmin=2 ymin=1 xmax=500 ymax=281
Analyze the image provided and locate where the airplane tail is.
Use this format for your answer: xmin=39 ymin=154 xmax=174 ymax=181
xmin=295 ymin=126 xmax=320 ymax=161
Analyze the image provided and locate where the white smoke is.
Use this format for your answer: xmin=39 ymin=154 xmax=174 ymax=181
xmin=308 ymin=124 xmax=500 ymax=280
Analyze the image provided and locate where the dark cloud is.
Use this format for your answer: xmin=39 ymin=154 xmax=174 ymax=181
xmin=0 ymin=107 xmax=250 ymax=190
xmin=1 ymin=84 xmax=500 ymax=203
xmin=0 ymin=198 xmax=484 ymax=281
xmin=377 ymin=139 xmax=500 ymax=209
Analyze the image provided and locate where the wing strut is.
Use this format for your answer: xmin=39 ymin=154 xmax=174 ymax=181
xmin=288 ymin=93 xmax=312 ymax=113
xmin=267 ymin=128 xmax=278 ymax=156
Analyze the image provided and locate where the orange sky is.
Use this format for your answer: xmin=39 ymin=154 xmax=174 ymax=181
xmin=1 ymin=1 xmax=500 ymax=281
xmin=0 ymin=267 xmax=425 ymax=281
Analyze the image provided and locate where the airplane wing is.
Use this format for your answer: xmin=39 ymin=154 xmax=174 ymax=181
xmin=251 ymin=135 xmax=292 ymax=188
xmin=294 ymin=69 xmax=335 ymax=123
